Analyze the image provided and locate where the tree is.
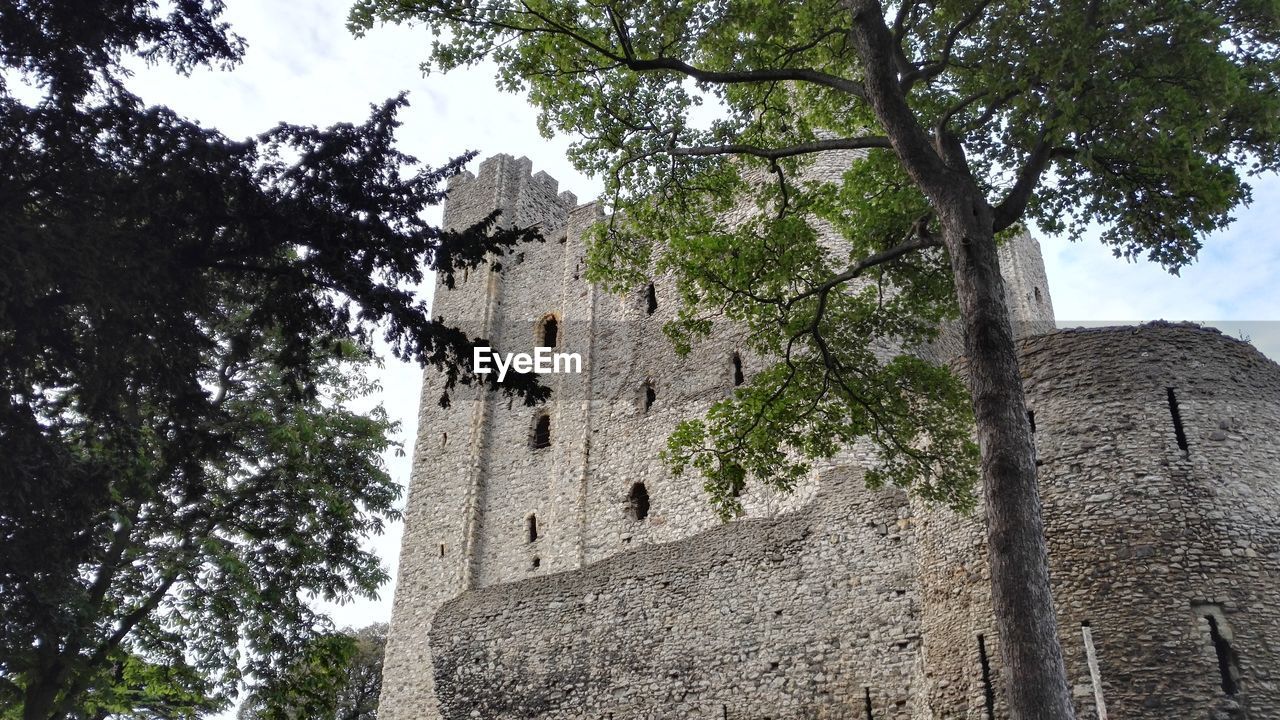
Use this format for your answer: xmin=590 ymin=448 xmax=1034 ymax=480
xmin=237 ymin=623 xmax=386 ymax=720
xmin=350 ymin=1 xmax=1280 ymax=717
xmin=0 ymin=3 xmax=545 ymax=718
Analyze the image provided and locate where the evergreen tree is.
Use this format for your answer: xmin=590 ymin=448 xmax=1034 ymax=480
xmin=0 ymin=3 xmax=542 ymax=717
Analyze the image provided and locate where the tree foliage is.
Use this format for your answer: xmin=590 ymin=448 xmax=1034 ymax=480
xmin=0 ymin=3 xmax=543 ymax=718
xmin=237 ymin=623 xmax=386 ymax=720
xmin=350 ymin=0 xmax=1280 ymax=512
xmin=351 ymin=0 xmax=1280 ymax=716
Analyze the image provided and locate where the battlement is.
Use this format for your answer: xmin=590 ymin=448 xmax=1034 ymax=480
xmin=444 ymin=154 xmax=578 ymax=233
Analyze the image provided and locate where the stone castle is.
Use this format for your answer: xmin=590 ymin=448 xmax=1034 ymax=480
xmin=378 ymin=153 xmax=1280 ymax=719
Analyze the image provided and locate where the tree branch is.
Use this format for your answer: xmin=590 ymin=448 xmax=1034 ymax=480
xmin=787 ymin=219 xmax=941 ymax=308
xmin=900 ymin=0 xmax=996 ymax=91
xmin=495 ymin=2 xmax=870 ymax=100
xmin=667 ymin=136 xmax=891 ymax=160
xmin=846 ymin=1 xmax=958 ymax=194
xmin=992 ymin=126 xmax=1054 ymax=232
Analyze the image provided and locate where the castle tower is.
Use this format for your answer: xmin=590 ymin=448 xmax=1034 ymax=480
xmin=378 ymin=154 xmax=579 ymax=720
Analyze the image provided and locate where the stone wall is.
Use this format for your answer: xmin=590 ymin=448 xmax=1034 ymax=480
xmin=409 ymin=323 xmax=1280 ymax=720
xmin=431 ymin=467 xmax=921 ymax=720
xmin=916 ymin=324 xmax=1280 ymax=719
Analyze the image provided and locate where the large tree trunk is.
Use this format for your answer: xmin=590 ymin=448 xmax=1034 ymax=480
xmin=939 ymin=192 xmax=1075 ymax=720
xmin=843 ymin=4 xmax=1076 ymax=713
xmin=22 ymin=668 xmax=62 ymax=720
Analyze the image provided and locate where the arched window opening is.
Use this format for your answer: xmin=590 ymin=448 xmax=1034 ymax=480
xmin=732 ymin=352 xmax=745 ymax=387
xmin=645 ymin=283 xmax=658 ymax=315
xmin=538 ymin=314 xmax=559 ymax=348
xmin=527 ymin=514 xmax=539 ymax=543
xmin=531 ymin=412 xmax=551 ymax=449
xmin=627 ymin=482 xmax=650 ymax=522
xmin=643 ymin=381 xmax=656 ymax=413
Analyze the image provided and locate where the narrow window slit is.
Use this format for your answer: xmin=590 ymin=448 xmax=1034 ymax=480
xmin=732 ymin=352 xmax=745 ymax=387
xmin=977 ymin=634 xmax=995 ymax=720
xmin=439 ymin=544 xmax=445 ymax=558
xmin=527 ymin=515 xmax=539 ymax=543
xmin=1167 ymin=387 xmax=1189 ymax=452
xmin=1206 ymin=614 xmax=1240 ymax=695
xmin=864 ymin=687 xmax=874 ymax=720
xmin=643 ymin=382 xmax=656 ymax=413
xmin=645 ymin=283 xmax=658 ymax=315
xmin=1027 ymin=409 xmax=1036 ymax=434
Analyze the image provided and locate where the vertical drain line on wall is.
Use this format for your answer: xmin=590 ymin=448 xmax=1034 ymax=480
xmin=1081 ymin=621 xmax=1109 ymax=720
xmin=572 ymin=224 xmax=598 ymax=571
xmin=977 ymin=634 xmax=995 ymax=720
xmin=461 ymin=257 xmax=504 ymax=590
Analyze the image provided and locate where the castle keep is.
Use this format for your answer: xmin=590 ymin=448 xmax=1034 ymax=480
xmin=379 ymin=154 xmax=1280 ymax=719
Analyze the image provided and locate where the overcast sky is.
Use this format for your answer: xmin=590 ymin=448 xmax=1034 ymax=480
xmin=119 ymin=0 xmax=1280 ymax=657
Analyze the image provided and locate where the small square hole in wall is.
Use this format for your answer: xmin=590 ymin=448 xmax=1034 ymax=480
xmin=531 ymin=557 xmax=541 ymax=569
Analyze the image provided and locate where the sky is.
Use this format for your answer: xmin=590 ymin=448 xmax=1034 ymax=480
xmin=116 ymin=0 xmax=1280 ymax=666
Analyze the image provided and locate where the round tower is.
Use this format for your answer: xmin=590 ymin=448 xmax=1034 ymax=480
xmin=916 ymin=323 xmax=1280 ymax=719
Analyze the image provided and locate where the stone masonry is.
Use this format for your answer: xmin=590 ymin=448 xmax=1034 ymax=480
xmin=379 ymin=154 xmax=1280 ymax=719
